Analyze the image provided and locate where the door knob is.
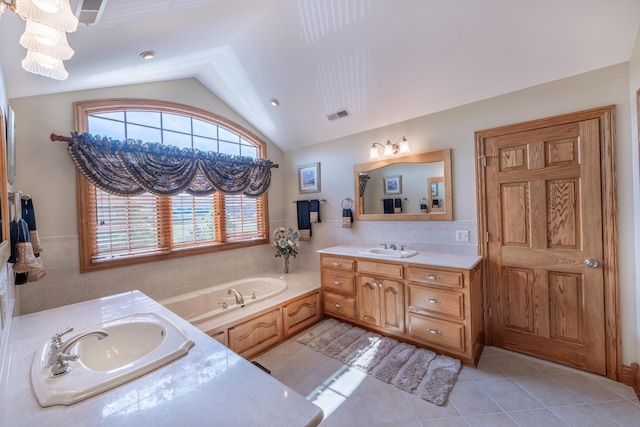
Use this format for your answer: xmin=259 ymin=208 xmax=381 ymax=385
xmin=584 ymin=258 xmax=599 ymax=268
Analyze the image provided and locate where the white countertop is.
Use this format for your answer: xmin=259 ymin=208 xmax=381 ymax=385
xmin=317 ymin=245 xmax=482 ymax=270
xmin=2 ymin=290 xmax=323 ymax=427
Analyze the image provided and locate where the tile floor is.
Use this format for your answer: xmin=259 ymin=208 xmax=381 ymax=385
xmin=254 ymin=335 xmax=640 ymax=427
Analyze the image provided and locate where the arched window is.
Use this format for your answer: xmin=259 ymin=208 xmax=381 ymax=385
xmin=74 ymin=99 xmax=269 ymax=272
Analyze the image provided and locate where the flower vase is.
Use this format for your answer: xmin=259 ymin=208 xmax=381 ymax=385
xmin=283 ymin=255 xmax=290 ymax=274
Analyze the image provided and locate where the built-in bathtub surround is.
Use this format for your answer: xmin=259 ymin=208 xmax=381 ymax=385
xmin=162 ymin=271 xmax=320 ymax=341
xmin=162 ymin=276 xmax=288 ymax=324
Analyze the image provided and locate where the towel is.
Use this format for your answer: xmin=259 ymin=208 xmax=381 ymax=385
xmin=10 ymin=218 xmax=46 ymax=284
xmin=297 ymin=200 xmax=311 ymax=241
xmin=309 ymin=199 xmax=321 ymax=224
xmin=21 ymin=199 xmax=43 ymax=256
xmin=342 ymin=208 xmax=353 ymax=228
xmin=394 ymin=198 xmax=402 ymax=213
xmin=383 ymin=198 xmax=394 ymax=214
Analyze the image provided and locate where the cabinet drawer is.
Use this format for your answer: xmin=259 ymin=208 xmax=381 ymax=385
xmin=322 ymin=256 xmax=355 ymax=271
xmin=408 ymin=313 xmax=465 ymax=352
xmin=324 ymin=291 xmax=357 ymax=320
xmin=322 ymin=271 xmax=356 ymax=295
xmin=358 ymin=260 xmax=403 ymax=279
xmin=407 ymin=285 xmax=464 ymax=321
xmin=407 ymin=266 xmax=464 ymax=288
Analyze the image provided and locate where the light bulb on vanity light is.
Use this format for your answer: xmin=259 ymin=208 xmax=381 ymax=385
xmin=368 ymin=136 xmax=410 ymax=159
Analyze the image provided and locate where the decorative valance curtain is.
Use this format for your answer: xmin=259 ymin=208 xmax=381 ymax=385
xmin=66 ymin=132 xmax=273 ymax=197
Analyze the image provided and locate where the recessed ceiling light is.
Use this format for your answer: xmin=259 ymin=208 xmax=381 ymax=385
xmin=270 ymin=98 xmax=280 ymax=107
xmin=140 ymin=51 xmax=155 ymax=60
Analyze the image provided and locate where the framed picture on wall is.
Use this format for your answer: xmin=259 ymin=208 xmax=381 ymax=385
xmin=298 ymin=162 xmax=321 ymax=193
xmin=383 ymin=175 xmax=402 ymax=195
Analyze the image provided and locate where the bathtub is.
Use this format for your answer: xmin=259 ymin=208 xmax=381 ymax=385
xmin=161 ymin=277 xmax=287 ymax=325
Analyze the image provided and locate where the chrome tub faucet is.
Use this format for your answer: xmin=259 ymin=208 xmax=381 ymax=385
xmin=228 ymin=288 xmax=245 ymax=305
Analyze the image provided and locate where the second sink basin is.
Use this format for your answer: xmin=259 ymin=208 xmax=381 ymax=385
xmin=77 ymin=318 xmax=169 ymax=372
xmin=360 ymin=248 xmax=419 ymax=258
xmin=31 ymin=312 xmax=195 ymax=407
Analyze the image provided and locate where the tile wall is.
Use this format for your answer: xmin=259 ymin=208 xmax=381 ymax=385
xmin=15 ymin=219 xmax=477 ymax=314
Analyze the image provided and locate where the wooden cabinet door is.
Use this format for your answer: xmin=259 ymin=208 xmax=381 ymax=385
xmin=358 ymin=276 xmax=404 ymax=333
xmin=484 ymin=118 xmax=607 ymax=375
xmin=380 ymin=279 xmax=405 ymax=333
xmin=357 ymin=275 xmax=381 ymax=327
xmin=228 ymin=308 xmax=283 ymax=359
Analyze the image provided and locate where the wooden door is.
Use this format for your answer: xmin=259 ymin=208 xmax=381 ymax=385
xmin=358 ymin=276 xmax=381 ymax=327
xmin=477 ymin=107 xmax=619 ymax=377
xmin=380 ymin=279 xmax=405 ymax=333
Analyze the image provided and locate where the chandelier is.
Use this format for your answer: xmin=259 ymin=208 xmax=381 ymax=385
xmin=0 ymin=0 xmax=78 ymax=80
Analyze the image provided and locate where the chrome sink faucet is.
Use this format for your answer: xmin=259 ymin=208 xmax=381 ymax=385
xmin=47 ymin=327 xmax=109 ymax=376
xmin=389 ymin=243 xmax=397 ymax=250
xmin=228 ymin=288 xmax=245 ymax=305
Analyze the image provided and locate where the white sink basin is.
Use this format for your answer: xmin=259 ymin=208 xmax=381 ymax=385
xmin=359 ymin=248 xmax=419 ymax=258
xmin=31 ymin=312 xmax=195 ymax=407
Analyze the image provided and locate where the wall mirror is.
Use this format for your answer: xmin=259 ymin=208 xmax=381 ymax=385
xmin=354 ymin=149 xmax=452 ymax=221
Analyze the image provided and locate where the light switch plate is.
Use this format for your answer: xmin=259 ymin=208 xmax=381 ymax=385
xmin=455 ymin=230 xmax=470 ymax=242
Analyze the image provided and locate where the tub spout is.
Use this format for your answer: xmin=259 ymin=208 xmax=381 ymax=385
xmin=228 ymin=288 xmax=245 ymax=305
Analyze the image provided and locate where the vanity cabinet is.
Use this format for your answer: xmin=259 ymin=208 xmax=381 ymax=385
xmin=320 ymin=252 xmax=483 ymax=366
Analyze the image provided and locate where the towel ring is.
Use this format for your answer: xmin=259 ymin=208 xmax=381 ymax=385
xmin=341 ymin=198 xmax=353 ymax=209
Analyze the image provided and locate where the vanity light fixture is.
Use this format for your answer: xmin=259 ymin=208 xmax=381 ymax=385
xmin=270 ymin=98 xmax=280 ymax=107
xmin=0 ymin=0 xmax=79 ymax=80
xmin=369 ymin=136 xmax=410 ymax=159
xmin=140 ymin=50 xmax=155 ymax=60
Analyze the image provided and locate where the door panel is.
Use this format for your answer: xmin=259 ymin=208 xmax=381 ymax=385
xmin=381 ymin=279 xmax=404 ymax=333
xmin=485 ymin=119 xmax=606 ymax=375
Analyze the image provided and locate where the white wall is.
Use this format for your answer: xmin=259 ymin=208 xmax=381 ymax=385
xmin=284 ymin=63 xmax=639 ymax=365
xmin=9 ymin=78 xmax=289 ymax=313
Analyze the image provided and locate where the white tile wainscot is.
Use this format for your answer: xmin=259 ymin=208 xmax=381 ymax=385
xmin=1 ymin=290 xmax=323 ymax=426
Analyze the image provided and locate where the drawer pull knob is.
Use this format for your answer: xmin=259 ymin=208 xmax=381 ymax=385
xmin=426 ymin=275 xmax=440 ymax=281
xmin=427 ymin=329 xmax=441 ymax=335
xmin=427 ymin=299 xmax=441 ymax=304
xmin=334 ymin=303 xmax=342 ymax=308
xmin=332 ymin=262 xmax=341 ymax=266
xmin=333 ymin=280 xmax=342 ymax=285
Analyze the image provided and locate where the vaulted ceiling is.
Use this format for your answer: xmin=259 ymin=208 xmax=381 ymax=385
xmin=1 ymin=0 xmax=639 ymax=151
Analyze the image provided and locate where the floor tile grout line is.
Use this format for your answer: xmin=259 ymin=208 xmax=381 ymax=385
xmin=474 ymin=376 xmax=550 ymax=413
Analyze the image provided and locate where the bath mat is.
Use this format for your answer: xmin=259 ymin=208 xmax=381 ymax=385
xmin=296 ymin=319 xmax=461 ymax=406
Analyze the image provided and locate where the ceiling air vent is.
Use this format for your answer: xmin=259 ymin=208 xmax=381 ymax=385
xmin=75 ymin=0 xmax=108 ymax=25
xmin=327 ymin=109 xmax=350 ymax=121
